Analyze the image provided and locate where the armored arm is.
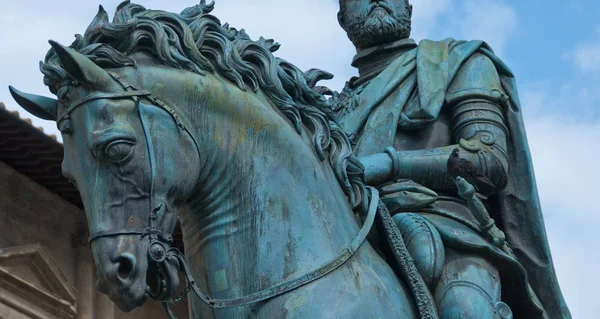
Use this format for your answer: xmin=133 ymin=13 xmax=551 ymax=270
xmin=363 ymin=53 xmax=509 ymax=192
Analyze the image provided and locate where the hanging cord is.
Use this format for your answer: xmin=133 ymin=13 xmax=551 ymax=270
xmin=376 ymin=200 xmax=439 ymax=319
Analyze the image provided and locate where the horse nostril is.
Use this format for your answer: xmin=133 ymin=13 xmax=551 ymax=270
xmin=115 ymin=254 xmax=135 ymax=281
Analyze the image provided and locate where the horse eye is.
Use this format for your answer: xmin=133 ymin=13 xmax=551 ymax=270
xmin=104 ymin=140 xmax=134 ymax=163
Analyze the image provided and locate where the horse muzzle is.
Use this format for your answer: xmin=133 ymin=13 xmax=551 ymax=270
xmin=93 ymin=237 xmax=151 ymax=312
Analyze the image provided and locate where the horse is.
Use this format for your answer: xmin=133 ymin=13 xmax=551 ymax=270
xmin=9 ymin=2 xmax=417 ymax=318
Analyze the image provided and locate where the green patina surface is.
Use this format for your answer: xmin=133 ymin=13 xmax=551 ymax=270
xmin=8 ymin=0 xmax=570 ymax=318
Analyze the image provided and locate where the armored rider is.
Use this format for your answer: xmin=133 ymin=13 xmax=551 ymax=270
xmin=333 ymin=0 xmax=571 ymax=318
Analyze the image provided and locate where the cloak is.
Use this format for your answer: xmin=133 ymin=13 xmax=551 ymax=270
xmin=339 ymin=38 xmax=571 ymax=318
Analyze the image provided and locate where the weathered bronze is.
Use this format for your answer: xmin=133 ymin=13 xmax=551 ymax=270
xmin=10 ymin=1 xmax=410 ymax=318
xmin=334 ymin=0 xmax=570 ymax=318
xmin=8 ymin=0 xmax=570 ymax=318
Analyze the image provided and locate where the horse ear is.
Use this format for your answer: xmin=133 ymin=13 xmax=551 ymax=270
xmin=8 ymin=86 xmax=58 ymax=121
xmin=48 ymin=40 xmax=114 ymax=89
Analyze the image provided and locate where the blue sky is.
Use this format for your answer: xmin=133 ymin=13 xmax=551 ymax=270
xmin=0 ymin=0 xmax=598 ymax=317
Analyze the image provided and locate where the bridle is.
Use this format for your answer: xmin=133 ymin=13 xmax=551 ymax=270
xmin=65 ymin=71 xmax=379 ymax=318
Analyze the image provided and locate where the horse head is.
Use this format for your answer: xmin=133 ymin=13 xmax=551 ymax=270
xmin=10 ymin=40 xmax=202 ymax=311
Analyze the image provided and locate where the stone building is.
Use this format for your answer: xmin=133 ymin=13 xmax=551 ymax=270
xmin=0 ymin=102 xmax=188 ymax=318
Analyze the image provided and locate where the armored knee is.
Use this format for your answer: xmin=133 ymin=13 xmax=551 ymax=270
xmin=435 ymin=280 xmax=512 ymax=319
xmin=434 ymin=249 xmax=511 ymax=319
xmin=392 ymin=213 xmax=445 ymax=289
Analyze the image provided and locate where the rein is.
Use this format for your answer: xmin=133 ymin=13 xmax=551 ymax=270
xmin=70 ymin=72 xmax=381 ymax=318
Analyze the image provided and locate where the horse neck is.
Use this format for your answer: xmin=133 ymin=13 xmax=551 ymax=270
xmin=176 ymin=77 xmax=362 ymax=299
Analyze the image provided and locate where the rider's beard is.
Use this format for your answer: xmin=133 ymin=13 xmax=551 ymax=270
xmin=345 ymin=4 xmax=411 ymax=49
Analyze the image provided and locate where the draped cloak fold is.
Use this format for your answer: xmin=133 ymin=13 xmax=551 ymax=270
xmin=338 ymin=38 xmax=571 ymax=319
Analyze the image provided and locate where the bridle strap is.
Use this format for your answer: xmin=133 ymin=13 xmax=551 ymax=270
xmin=88 ymin=229 xmax=145 ymax=243
xmin=65 ymin=71 xmax=189 ymax=252
xmin=57 ymin=90 xmax=152 ymax=125
xmin=88 ymin=227 xmax=174 ymax=244
xmin=167 ymin=186 xmax=380 ymax=310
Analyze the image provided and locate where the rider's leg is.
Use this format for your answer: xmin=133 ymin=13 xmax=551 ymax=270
xmin=393 ymin=213 xmax=445 ymax=290
xmin=434 ymin=248 xmax=512 ymax=319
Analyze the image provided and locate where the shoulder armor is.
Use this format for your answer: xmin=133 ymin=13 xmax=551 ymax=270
xmin=446 ymin=53 xmax=508 ymax=107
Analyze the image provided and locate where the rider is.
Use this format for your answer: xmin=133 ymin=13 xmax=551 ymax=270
xmin=333 ymin=0 xmax=570 ymax=318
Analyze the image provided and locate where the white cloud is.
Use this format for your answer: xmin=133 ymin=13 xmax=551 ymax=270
xmin=565 ymin=25 xmax=600 ymax=72
xmin=434 ymin=0 xmax=518 ymax=58
xmin=520 ymin=55 xmax=600 ymax=317
xmin=571 ymin=43 xmax=600 ymax=72
xmin=526 ymin=115 xmax=600 ymax=319
xmin=569 ymin=0 xmax=585 ymax=11
xmin=409 ymin=0 xmax=452 ymax=41
xmin=527 ymin=116 xmax=600 ymax=224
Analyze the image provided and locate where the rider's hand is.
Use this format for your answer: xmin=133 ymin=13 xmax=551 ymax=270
xmin=379 ymin=179 xmax=438 ymax=214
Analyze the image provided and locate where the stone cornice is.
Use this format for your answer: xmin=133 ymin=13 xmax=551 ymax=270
xmin=0 ymin=244 xmax=77 ymax=318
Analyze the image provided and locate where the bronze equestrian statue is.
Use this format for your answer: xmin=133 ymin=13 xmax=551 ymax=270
xmin=333 ymin=0 xmax=570 ymax=318
xmin=9 ymin=2 xmax=415 ymax=318
xmin=7 ymin=0 xmax=569 ymax=318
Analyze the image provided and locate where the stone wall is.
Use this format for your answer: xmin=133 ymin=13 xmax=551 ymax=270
xmin=0 ymin=161 xmax=189 ymax=318
xmin=0 ymin=161 xmax=80 ymax=283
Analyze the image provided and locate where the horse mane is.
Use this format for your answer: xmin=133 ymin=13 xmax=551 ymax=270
xmin=40 ymin=0 xmax=368 ymax=211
